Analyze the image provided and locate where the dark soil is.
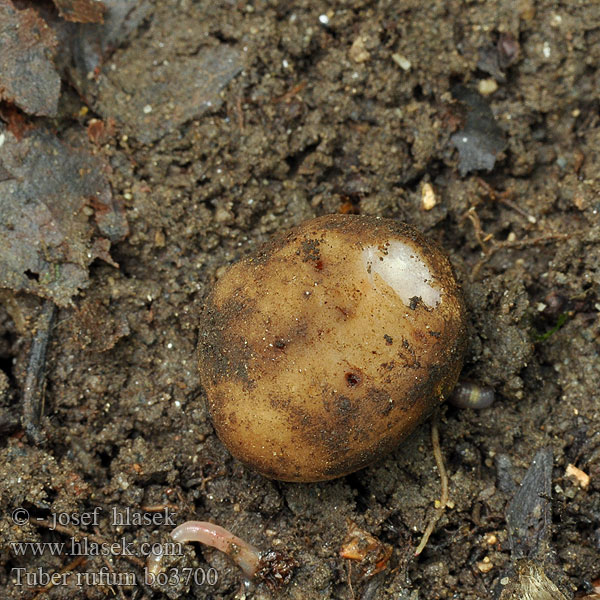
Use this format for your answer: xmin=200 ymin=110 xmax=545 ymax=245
xmin=1 ymin=1 xmax=600 ymax=599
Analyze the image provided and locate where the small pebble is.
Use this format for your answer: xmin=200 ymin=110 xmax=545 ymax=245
xmin=421 ymin=182 xmax=437 ymax=211
xmin=392 ymin=53 xmax=411 ymax=71
xmin=477 ymin=557 xmax=494 ymax=573
xmin=565 ymin=464 xmax=590 ymax=489
xmin=349 ymin=36 xmax=370 ymax=63
xmin=478 ymin=78 xmax=498 ymax=96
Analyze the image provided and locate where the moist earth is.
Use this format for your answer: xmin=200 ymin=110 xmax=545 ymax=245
xmin=1 ymin=1 xmax=599 ymax=599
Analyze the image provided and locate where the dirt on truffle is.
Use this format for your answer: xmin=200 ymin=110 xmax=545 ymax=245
xmin=1 ymin=1 xmax=599 ymax=599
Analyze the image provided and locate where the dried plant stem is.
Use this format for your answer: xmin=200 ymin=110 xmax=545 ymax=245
xmin=414 ymin=416 xmax=449 ymax=556
xmin=22 ymin=300 xmax=57 ymax=444
xmin=32 ymin=556 xmax=86 ymax=599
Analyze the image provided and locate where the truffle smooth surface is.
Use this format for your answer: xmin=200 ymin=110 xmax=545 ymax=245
xmin=198 ymin=214 xmax=467 ymax=482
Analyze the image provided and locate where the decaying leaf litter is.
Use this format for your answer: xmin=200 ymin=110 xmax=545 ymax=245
xmin=1 ymin=0 xmax=599 ymax=599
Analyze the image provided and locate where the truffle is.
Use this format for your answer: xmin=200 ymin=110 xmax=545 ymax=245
xmin=198 ymin=214 xmax=467 ymax=482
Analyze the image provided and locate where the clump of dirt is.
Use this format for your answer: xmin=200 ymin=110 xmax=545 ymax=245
xmin=1 ymin=1 xmax=599 ymax=599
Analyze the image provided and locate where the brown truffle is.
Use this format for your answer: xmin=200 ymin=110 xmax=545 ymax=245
xmin=198 ymin=214 xmax=467 ymax=482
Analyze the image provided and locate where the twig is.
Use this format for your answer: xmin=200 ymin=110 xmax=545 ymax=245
xmin=346 ymin=561 xmax=355 ymax=600
xmin=32 ymin=555 xmax=87 ymax=599
xmin=475 ymin=178 xmax=537 ymax=223
xmin=273 ymin=81 xmax=307 ymax=103
xmin=414 ymin=416 xmax=449 ymax=556
xmin=471 ymin=232 xmax=571 ymax=279
xmin=495 ymin=232 xmax=570 ymax=250
xmin=22 ymin=300 xmax=57 ymax=444
xmin=96 ymin=527 xmax=127 ymax=600
xmin=140 ymin=504 xmax=179 ymax=512
xmin=236 ymin=95 xmax=244 ymax=133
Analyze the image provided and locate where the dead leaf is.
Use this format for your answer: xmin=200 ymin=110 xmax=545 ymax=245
xmin=0 ymin=0 xmax=61 ymax=116
xmin=95 ymin=45 xmax=244 ymax=143
xmin=450 ymin=85 xmax=506 ymax=176
xmin=51 ymin=0 xmax=153 ymax=98
xmin=52 ymin=0 xmax=106 ymax=23
xmin=340 ymin=519 xmax=392 ymax=578
xmin=0 ymin=125 xmax=128 ymax=306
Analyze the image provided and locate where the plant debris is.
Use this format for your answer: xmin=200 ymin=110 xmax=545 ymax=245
xmin=0 ymin=0 xmax=61 ymax=117
xmin=340 ymin=519 xmax=393 ymax=578
xmin=51 ymin=0 xmax=106 ymax=23
xmin=21 ymin=300 xmax=57 ymax=445
xmin=450 ymin=85 xmax=507 ymax=176
xmin=499 ymin=560 xmax=570 ymax=600
xmin=95 ymin=44 xmax=244 ymax=143
xmin=506 ymin=447 xmax=553 ymax=559
xmin=52 ymin=0 xmax=153 ymax=97
xmin=477 ymin=33 xmax=520 ymax=82
xmin=0 ymin=126 xmax=128 ymax=306
xmin=496 ymin=448 xmax=574 ymax=599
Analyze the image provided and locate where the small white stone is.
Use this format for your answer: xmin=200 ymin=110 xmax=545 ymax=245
xmin=478 ymin=78 xmax=498 ymax=96
xmin=543 ymin=41 xmax=551 ymax=58
xmin=349 ymin=36 xmax=370 ymax=63
xmin=391 ymin=53 xmax=411 ymax=71
xmin=421 ymin=183 xmax=437 ymax=211
xmin=143 ymin=104 xmax=153 ymax=114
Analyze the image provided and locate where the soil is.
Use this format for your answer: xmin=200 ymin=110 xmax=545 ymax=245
xmin=1 ymin=1 xmax=600 ymax=599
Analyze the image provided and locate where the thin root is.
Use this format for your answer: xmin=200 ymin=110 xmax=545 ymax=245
xmin=414 ymin=416 xmax=449 ymax=556
xmin=96 ymin=530 xmax=127 ymax=600
xmin=32 ymin=556 xmax=86 ymax=599
xmin=471 ymin=231 xmax=571 ymax=279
